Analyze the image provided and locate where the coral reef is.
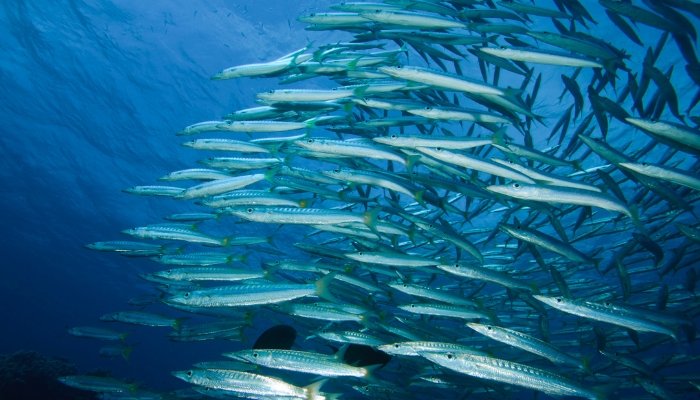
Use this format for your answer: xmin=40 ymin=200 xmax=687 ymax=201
xmin=0 ymin=351 xmax=96 ymax=400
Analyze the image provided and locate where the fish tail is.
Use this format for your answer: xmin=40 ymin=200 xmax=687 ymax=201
xmin=352 ymin=84 xmax=369 ymax=98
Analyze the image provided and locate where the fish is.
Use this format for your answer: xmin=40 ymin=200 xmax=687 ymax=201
xmin=58 ymin=375 xmax=137 ymax=394
xmin=420 ymin=352 xmax=602 ymax=400
xmin=223 ymin=348 xmax=374 ymax=377
xmin=466 ymin=322 xmax=587 ymax=370
xmin=487 ymin=182 xmax=633 ymax=218
xmin=172 ymin=369 xmax=329 ymax=399
xmin=166 ymin=274 xmax=335 ymax=307
xmin=534 ymin=295 xmax=678 ymax=340
xmin=77 ymin=1 xmax=700 ymax=399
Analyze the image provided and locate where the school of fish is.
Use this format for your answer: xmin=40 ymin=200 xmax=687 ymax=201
xmin=64 ymin=1 xmax=700 ymax=399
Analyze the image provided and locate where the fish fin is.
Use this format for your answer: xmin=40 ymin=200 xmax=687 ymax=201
xmin=352 ymin=84 xmax=369 ymax=98
xmin=628 ymin=204 xmax=642 ymax=231
xmin=303 ymin=379 xmax=328 ymax=399
xmin=315 ymin=273 xmax=338 ymax=303
xmin=413 ymin=190 xmax=425 ymax=206
xmin=172 ymin=318 xmax=186 ymax=331
xmin=334 ymin=344 xmax=349 ymax=361
xmin=491 ymin=127 xmax=507 ymax=146
xmin=362 ymin=208 xmax=381 ymax=232
xmin=304 ymin=117 xmax=320 ymax=130
xmin=581 ymin=356 xmax=591 ymax=373
xmin=591 ymin=382 xmax=618 ymax=400
xmin=121 ymin=346 xmax=133 ymax=361
xmin=363 ymin=364 xmax=383 ymax=381
xmin=405 ymin=154 xmax=421 ymax=172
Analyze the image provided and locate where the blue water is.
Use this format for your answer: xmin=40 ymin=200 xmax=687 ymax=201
xmin=1 ymin=0 xmax=699 ymax=398
xmin=0 ymin=0 xmax=334 ymax=389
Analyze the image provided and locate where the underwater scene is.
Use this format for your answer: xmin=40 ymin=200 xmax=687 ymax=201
xmin=1 ymin=0 xmax=700 ymax=399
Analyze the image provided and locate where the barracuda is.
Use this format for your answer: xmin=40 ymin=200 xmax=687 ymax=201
xmin=224 ymin=206 xmax=371 ymax=225
xmin=152 ymin=267 xmax=264 ymax=282
xmin=499 ymin=223 xmax=595 ymax=264
xmin=212 ymin=53 xmax=313 ymax=80
xmin=619 ymin=162 xmax=700 ymax=191
xmin=294 ymin=137 xmax=407 ymax=165
xmin=534 ymin=295 xmax=678 ymax=340
xmin=224 ymin=349 xmax=373 ymax=377
xmin=182 ymin=138 xmax=270 ymax=153
xmin=373 ymin=134 xmax=492 ymax=150
xmin=491 ymin=158 xmax=601 ymax=192
xmin=420 ymin=352 xmax=601 ymax=400
xmin=437 ymin=262 xmax=535 ymax=292
xmin=122 ymin=226 xmax=227 ymax=246
xmin=624 ymin=118 xmax=700 ymax=153
xmin=379 ymin=341 xmax=486 ymax=357
xmin=345 ymin=250 xmax=438 ymax=267
xmin=406 ymin=105 xmax=511 ymax=124
xmin=378 ymin=65 xmax=506 ymax=96
xmin=166 ymin=274 xmax=334 ymax=307
xmin=178 ymin=174 xmax=265 ymax=199
xmin=466 ymin=322 xmax=587 ymax=370
xmin=172 ymin=369 xmax=328 ymax=399
xmin=479 ymin=46 xmax=604 ymax=68
xmin=159 ymin=168 xmax=232 ymax=181
xmin=359 ymin=10 xmax=466 ymax=29
xmin=487 ymin=182 xmax=632 ymax=217
xmin=417 ymin=147 xmax=536 ymax=183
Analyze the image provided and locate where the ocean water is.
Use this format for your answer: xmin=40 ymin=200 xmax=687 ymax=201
xmin=0 ymin=1 xmax=698 ymax=399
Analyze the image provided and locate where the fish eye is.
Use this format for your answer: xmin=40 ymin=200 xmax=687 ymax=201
xmin=641 ymin=162 xmax=649 ymax=167
xmin=333 ymin=168 xmax=340 ymax=173
xmin=396 ymin=65 xmax=402 ymax=69
xmin=446 ymin=353 xmax=453 ymax=359
xmin=167 ymin=269 xmax=172 ymax=273
xmin=246 ymin=208 xmax=254 ymax=213
xmin=555 ymin=297 xmax=562 ymax=303
xmin=487 ymin=326 xmax=492 ymax=330
xmin=424 ymin=106 xmax=432 ymax=110
xmin=394 ymin=343 xmax=400 ymax=348
xmin=390 ymin=134 xmax=397 ymax=139
xmin=604 ymin=302 xmax=611 ymax=307
xmin=268 ymin=89 xmax=274 ymax=94
xmin=410 ymin=304 xmax=416 ymax=308
xmin=453 ymin=263 xmax=459 ymax=268
xmin=186 ymin=370 xmax=192 ymax=377
xmin=184 ymin=292 xmax=190 ymax=298
xmin=512 ymin=183 xmax=521 ymax=189
xmin=252 ymin=352 xmax=258 ymax=358
xmin=307 ymin=139 xmax=314 ymax=144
